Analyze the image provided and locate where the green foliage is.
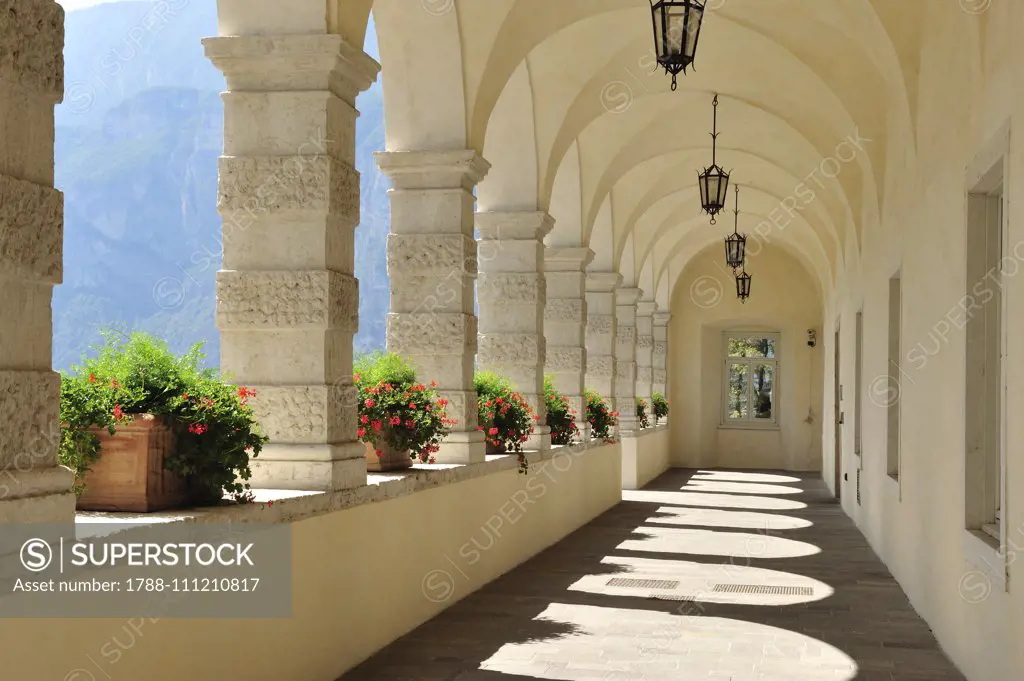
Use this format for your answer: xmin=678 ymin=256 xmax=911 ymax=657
xmin=474 ymin=371 xmax=537 ymax=474
xmin=543 ymin=375 xmax=579 ymax=447
xmin=652 ymin=392 xmax=669 ymax=423
xmin=636 ymin=397 xmax=651 ymax=429
xmin=585 ymin=389 xmax=619 ymax=442
xmin=59 ymin=331 xmax=266 ymax=505
xmin=353 ymin=352 xmax=452 ymax=463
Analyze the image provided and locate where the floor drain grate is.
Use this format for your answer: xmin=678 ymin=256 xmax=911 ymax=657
xmin=606 ymin=578 xmax=680 ymax=590
xmin=712 ymin=583 xmax=813 ymax=596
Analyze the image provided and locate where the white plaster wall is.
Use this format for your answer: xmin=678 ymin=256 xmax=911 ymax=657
xmin=621 ymin=425 xmax=671 ymax=490
xmin=4 ymin=444 xmax=622 ymax=681
xmin=669 ymin=244 xmax=824 ymax=472
xmin=823 ymin=6 xmax=1024 ymax=681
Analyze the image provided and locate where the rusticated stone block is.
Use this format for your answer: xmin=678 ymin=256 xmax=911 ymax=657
xmin=616 ymin=325 xmax=636 ymax=342
xmin=0 ymin=370 xmax=59 ymax=469
xmin=387 ymin=313 xmax=477 ymax=355
xmin=250 ymin=383 xmax=357 ymax=444
xmin=0 ymin=174 xmax=62 ymax=283
xmin=0 ymin=0 xmax=63 ymax=96
xmin=218 ymin=154 xmax=358 ymax=217
xmin=586 ymin=314 xmax=614 ymax=335
xmin=477 ymin=273 xmax=544 ymax=303
xmin=546 ymin=347 xmax=584 ymax=373
xmin=387 ymin=234 xmax=477 ymax=279
xmin=653 ymin=341 xmax=668 ymax=356
xmin=545 ymin=298 xmax=583 ymax=323
xmin=616 ymin=361 xmax=635 ymax=381
xmin=478 ymin=334 xmax=544 ymax=365
xmin=638 ymin=334 xmax=655 ymax=350
xmin=587 ymin=356 xmax=614 ymax=378
xmin=653 ymin=369 xmax=667 ymax=384
xmin=217 ymin=270 xmax=358 ymax=331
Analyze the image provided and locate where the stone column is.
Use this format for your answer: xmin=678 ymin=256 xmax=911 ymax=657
xmin=653 ymin=312 xmax=670 ymax=400
xmin=375 ymin=150 xmax=489 ymax=464
xmin=585 ymin=273 xmax=622 ymax=435
xmin=204 ymin=35 xmax=379 ymax=491
xmin=0 ymin=0 xmax=75 ymax=523
xmin=635 ymin=301 xmax=657 ymax=416
xmin=545 ymin=247 xmax=595 ymax=445
xmin=476 ymin=211 xmax=551 ymax=451
xmin=615 ymin=287 xmax=643 ymax=436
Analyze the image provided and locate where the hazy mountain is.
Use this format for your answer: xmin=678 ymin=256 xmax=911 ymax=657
xmin=55 ymin=1 xmax=388 ymax=370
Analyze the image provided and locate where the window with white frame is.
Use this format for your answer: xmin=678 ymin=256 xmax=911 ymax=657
xmin=722 ymin=333 xmax=779 ymax=425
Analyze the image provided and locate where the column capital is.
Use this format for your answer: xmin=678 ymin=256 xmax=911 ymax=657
xmin=374 ymin=149 xmax=490 ymax=190
xmin=476 ymin=211 xmax=554 ymax=241
xmin=586 ymin=271 xmax=623 ymax=292
xmin=654 ymin=312 xmax=672 ymax=326
xmin=636 ymin=300 xmax=658 ymax=317
xmin=616 ymin=287 xmax=643 ymax=306
xmin=203 ymin=34 xmax=379 ymax=100
xmin=545 ymin=247 xmax=595 ymax=272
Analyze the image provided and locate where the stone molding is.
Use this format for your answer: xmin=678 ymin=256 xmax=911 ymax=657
xmin=653 ymin=312 xmax=672 ymax=327
xmin=585 ymin=271 xmax=623 ymax=292
xmin=218 ymin=154 xmax=359 ymax=217
xmin=636 ymin=300 xmax=658 ymax=317
xmin=545 ymin=247 xmax=594 ymax=272
xmin=217 ymin=270 xmax=358 ymax=331
xmin=616 ymin=287 xmax=643 ymax=306
xmin=0 ymin=0 xmax=64 ymax=97
xmin=0 ymin=174 xmax=62 ymax=284
xmin=476 ymin=211 xmax=554 ymax=241
xmin=374 ymin=150 xmax=490 ymax=190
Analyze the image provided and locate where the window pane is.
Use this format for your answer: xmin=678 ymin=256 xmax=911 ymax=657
xmin=727 ymin=336 xmax=776 ymax=359
xmin=752 ymin=364 xmax=774 ymax=420
xmin=727 ymin=363 xmax=748 ymax=419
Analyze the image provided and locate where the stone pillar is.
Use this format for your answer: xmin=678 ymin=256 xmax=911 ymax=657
xmin=545 ymin=247 xmax=595 ymax=445
xmin=585 ymin=273 xmax=622 ymax=435
xmin=375 ymin=150 xmax=489 ymax=464
xmin=204 ymin=34 xmax=379 ymax=491
xmin=615 ymin=287 xmax=643 ymax=435
xmin=653 ymin=312 xmax=670 ymax=400
xmin=635 ymin=301 xmax=657 ymax=416
xmin=476 ymin=211 xmax=551 ymax=451
xmin=0 ymin=0 xmax=75 ymax=522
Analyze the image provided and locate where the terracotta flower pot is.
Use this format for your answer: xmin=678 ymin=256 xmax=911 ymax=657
xmin=77 ymin=414 xmax=188 ymax=513
xmin=364 ymin=429 xmax=413 ymax=472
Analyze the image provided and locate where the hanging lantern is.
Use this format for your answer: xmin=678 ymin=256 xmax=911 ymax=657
xmin=698 ymin=94 xmax=730 ymax=225
xmin=736 ymin=268 xmax=752 ymax=303
xmin=724 ymin=184 xmax=746 ymax=270
xmin=649 ymin=0 xmax=706 ymax=91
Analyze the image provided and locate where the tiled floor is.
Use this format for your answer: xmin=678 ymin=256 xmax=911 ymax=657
xmin=338 ymin=469 xmax=967 ymax=680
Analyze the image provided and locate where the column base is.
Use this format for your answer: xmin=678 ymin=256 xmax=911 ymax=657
xmin=0 ymin=467 xmax=76 ymax=524
xmin=526 ymin=425 xmax=552 ymax=453
xmin=249 ymin=443 xmax=367 ymax=492
xmin=436 ymin=430 xmax=486 ymax=465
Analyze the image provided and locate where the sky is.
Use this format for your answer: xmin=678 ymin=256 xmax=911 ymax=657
xmin=58 ymin=0 xmax=119 ymax=9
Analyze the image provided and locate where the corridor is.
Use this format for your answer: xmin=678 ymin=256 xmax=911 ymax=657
xmin=339 ymin=469 xmax=966 ymax=681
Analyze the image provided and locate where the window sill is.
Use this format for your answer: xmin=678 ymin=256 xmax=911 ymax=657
xmin=963 ymin=528 xmax=1007 ymax=592
xmin=718 ymin=421 xmax=780 ymax=431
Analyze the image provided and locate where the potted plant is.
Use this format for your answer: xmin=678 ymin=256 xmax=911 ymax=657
xmin=544 ymin=375 xmax=580 ymax=447
xmin=585 ymin=389 xmax=619 ymax=443
xmin=59 ymin=332 xmax=266 ymax=511
xmin=652 ymin=392 xmax=669 ymax=425
xmin=474 ymin=371 xmax=536 ymax=473
xmin=354 ymin=351 xmax=453 ymax=471
xmin=636 ymin=397 xmax=651 ymax=429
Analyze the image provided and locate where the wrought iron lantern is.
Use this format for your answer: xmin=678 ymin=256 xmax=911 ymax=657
xmin=698 ymin=94 xmax=730 ymax=225
xmin=735 ymin=268 xmax=752 ymax=303
xmin=649 ymin=0 xmax=706 ymax=91
xmin=724 ymin=185 xmax=746 ymax=270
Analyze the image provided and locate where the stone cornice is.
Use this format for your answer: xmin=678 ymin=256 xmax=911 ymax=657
xmin=636 ymin=301 xmax=658 ymax=317
xmin=374 ymin=149 xmax=490 ymax=190
xmin=616 ymin=287 xmax=643 ymax=306
xmin=653 ymin=312 xmax=672 ymax=326
xmin=476 ymin=211 xmax=554 ymax=241
xmin=545 ymin=247 xmax=595 ymax=272
xmin=585 ymin=271 xmax=623 ymax=292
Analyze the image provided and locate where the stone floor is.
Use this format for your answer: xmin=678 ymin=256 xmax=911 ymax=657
xmin=338 ymin=469 xmax=967 ymax=681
